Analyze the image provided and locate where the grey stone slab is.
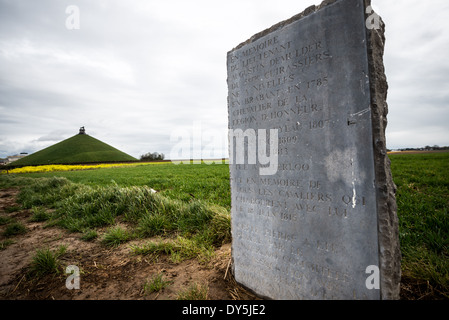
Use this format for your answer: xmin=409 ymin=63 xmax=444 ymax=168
xmin=227 ymin=0 xmax=400 ymax=300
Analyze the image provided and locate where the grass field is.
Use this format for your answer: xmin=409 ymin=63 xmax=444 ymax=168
xmin=388 ymin=152 xmax=449 ymax=298
xmin=1 ymin=162 xmax=231 ymax=210
xmin=1 ymin=152 xmax=448 ymax=299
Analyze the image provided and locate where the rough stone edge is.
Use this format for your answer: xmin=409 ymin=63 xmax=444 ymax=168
xmin=227 ymin=0 xmax=338 ymax=54
xmin=364 ymin=0 xmax=402 ymax=300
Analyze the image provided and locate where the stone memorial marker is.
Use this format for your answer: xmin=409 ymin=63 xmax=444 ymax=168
xmin=227 ymin=0 xmax=401 ymax=300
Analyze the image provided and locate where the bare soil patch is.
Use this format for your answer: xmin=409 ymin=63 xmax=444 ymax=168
xmin=0 ymin=189 xmax=255 ymax=300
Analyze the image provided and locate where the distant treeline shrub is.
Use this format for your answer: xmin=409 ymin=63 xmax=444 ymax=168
xmin=140 ymin=152 xmax=165 ymax=161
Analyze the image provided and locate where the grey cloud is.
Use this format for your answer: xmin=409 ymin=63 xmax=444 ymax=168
xmin=1 ymin=0 xmax=448 ymax=159
xmin=35 ymin=130 xmax=70 ymax=142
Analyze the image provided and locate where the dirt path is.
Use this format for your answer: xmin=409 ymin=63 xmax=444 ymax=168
xmin=0 ymin=189 xmax=254 ymax=300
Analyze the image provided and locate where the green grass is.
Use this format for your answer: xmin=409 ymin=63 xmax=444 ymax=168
xmin=143 ymin=272 xmax=173 ymax=294
xmin=176 ymin=282 xmax=209 ymax=300
xmin=3 ymin=222 xmax=27 ymax=237
xmin=2 ymin=163 xmax=231 ymax=209
xmin=81 ymin=229 xmax=98 ymax=241
xmin=388 ymin=152 xmax=449 ymax=297
xmin=101 ymin=226 xmax=132 ymax=247
xmin=4 ymin=206 xmax=21 ymax=213
xmin=131 ymin=236 xmax=215 ymax=264
xmin=29 ymin=245 xmax=67 ymax=277
xmin=0 ymin=165 xmax=231 ymax=265
xmin=30 ymin=206 xmax=51 ymax=222
xmin=1 ymin=153 xmax=448 ymax=298
xmin=9 ymin=133 xmax=136 ymax=167
xmin=0 ymin=215 xmax=14 ymax=225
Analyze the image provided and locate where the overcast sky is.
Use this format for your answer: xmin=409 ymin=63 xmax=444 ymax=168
xmin=1 ymin=0 xmax=448 ymax=159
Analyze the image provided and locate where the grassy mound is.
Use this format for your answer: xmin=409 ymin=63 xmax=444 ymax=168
xmin=10 ymin=134 xmax=137 ymax=166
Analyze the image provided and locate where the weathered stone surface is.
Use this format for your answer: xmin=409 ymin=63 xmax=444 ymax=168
xmin=364 ymin=0 xmax=401 ymax=300
xmin=227 ymin=0 xmax=400 ymax=300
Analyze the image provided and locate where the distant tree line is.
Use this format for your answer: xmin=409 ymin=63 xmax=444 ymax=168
xmin=396 ymin=145 xmax=449 ymax=152
xmin=140 ymin=152 xmax=165 ymax=161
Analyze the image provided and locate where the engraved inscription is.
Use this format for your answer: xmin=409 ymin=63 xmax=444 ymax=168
xmin=228 ymin=0 xmax=381 ymax=300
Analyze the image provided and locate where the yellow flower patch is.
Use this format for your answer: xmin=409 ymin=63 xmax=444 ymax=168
xmin=3 ymin=162 xmax=167 ymax=174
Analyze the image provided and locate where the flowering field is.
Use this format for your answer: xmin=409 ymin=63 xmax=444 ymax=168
xmin=2 ymin=162 xmax=166 ymax=174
